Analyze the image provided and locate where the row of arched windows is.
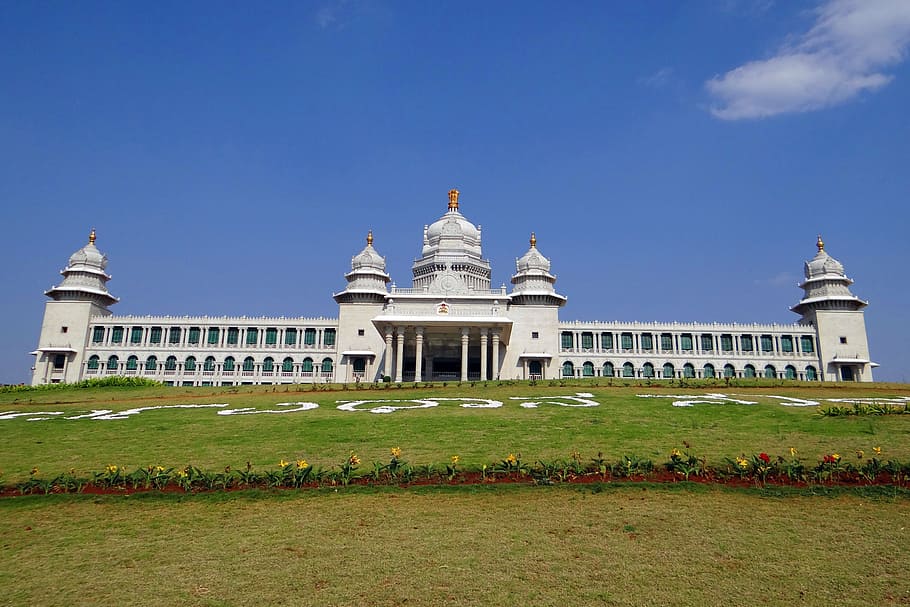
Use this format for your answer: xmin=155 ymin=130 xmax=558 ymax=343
xmin=86 ymin=355 xmax=334 ymax=373
xmin=562 ymin=361 xmax=818 ymax=381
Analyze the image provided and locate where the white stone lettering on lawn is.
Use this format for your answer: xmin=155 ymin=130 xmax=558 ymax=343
xmin=336 ymin=398 xmax=502 ymax=414
xmin=0 ymin=411 xmax=66 ymax=420
xmin=636 ymin=393 xmax=758 ymax=407
xmin=762 ymin=396 xmax=820 ymax=407
xmin=85 ymin=404 xmax=233 ymax=420
xmin=826 ymin=396 xmax=910 ymax=404
xmin=218 ymin=402 xmax=319 ymax=415
xmin=512 ymin=393 xmax=599 ymax=408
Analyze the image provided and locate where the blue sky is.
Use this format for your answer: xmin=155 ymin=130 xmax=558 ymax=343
xmin=2 ymin=0 xmax=909 ymax=383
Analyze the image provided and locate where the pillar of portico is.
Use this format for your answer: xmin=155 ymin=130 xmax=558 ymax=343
xmin=479 ymin=328 xmax=488 ymax=381
xmin=460 ymin=328 xmax=470 ymax=382
xmin=395 ymin=327 xmax=405 ymax=383
xmin=384 ymin=328 xmax=394 ymax=380
xmin=491 ymin=329 xmax=501 ymax=380
xmin=414 ymin=327 xmax=424 ymax=383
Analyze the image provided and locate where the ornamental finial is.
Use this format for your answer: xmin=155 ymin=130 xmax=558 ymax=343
xmin=89 ymin=228 xmax=96 ymax=245
xmin=816 ymin=234 xmax=824 ymax=252
xmin=448 ymin=188 xmax=459 ymax=210
xmin=366 ymin=230 xmax=373 ymax=246
xmin=530 ymin=232 xmax=536 ymax=248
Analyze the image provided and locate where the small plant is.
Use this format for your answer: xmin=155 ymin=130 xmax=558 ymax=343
xmin=665 ymin=447 xmax=704 ymax=481
xmin=339 ymin=452 xmax=361 ymax=486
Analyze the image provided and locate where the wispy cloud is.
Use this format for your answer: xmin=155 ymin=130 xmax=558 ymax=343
xmin=639 ymin=67 xmax=674 ymax=88
xmin=315 ymin=0 xmax=350 ymax=30
xmin=754 ymin=271 xmax=797 ymax=288
xmin=706 ymin=0 xmax=910 ymax=120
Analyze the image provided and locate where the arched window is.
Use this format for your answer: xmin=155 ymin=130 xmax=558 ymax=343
xmin=262 ymin=357 xmax=274 ymax=372
xmin=582 ymin=361 xmax=595 ymax=377
xmin=764 ymin=364 xmax=776 ymax=379
xmin=243 ymin=357 xmax=254 ymax=372
xmin=321 ymin=358 xmax=333 ymax=373
xmin=703 ymin=364 xmax=715 ymax=378
xmin=622 ymin=362 xmax=635 ymax=377
xmin=805 ymin=365 xmax=817 ymax=381
xmin=353 ymin=357 xmax=367 ymax=374
xmin=743 ymin=364 xmax=756 ymax=378
xmin=145 ymin=356 xmax=157 ymax=371
xmin=165 ymin=356 xmax=177 ymax=371
xmin=683 ymin=363 xmax=695 ymax=378
xmin=282 ymin=357 xmax=294 ymax=372
xmin=204 ymin=356 xmax=216 ymax=372
xmin=723 ymin=364 xmax=735 ymax=378
xmin=562 ymin=361 xmax=574 ymax=377
xmin=107 ymin=355 xmax=119 ymax=370
xmin=642 ymin=362 xmax=655 ymax=378
xmin=126 ymin=355 xmax=138 ymax=371
xmin=662 ymin=363 xmax=675 ymax=378
xmin=302 ymin=357 xmax=314 ymax=373
xmin=185 ymin=356 xmax=196 ymax=371
xmin=602 ymin=362 xmax=614 ymax=377
xmin=87 ymin=355 xmax=100 ymax=370
xmin=223 ymin=357 xmax=235 ymax=372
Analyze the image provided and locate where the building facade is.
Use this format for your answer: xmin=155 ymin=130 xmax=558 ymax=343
xmin=31 ymin=190 xmax=877 ymax=385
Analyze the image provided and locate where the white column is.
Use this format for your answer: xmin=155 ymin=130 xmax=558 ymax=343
xmin=460 ymin=328 xmax=470 ymax=382
xmin=479 ymin=328 xmax=488 ymax=381
xmin=491 ymin=329 xmax=501 ymax=380
xmin=414 ymin=327 xmax=424 ymax=383
xmin=384 ymin=328 xmax=393 ymax=380
xmin=395 ymin=327 xmax=405 ymax=383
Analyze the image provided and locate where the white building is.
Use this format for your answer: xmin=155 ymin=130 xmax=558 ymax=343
xmin=31 ymin=190 xmax=877 ymax=385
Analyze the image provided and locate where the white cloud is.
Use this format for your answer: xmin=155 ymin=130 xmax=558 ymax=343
xmin=754 ymin=271 xmax=797 ymax=287
xmin=707 ymin=0 xmax=910 ymax=119
xmin=639 ymin=67 xmax=674 ymax=88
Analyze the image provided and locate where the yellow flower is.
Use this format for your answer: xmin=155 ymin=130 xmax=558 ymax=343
xmin=873 ymin=446 xmax=882 ymax=456
xmin=30 ymin=467 xmax=39 ymax=476
xmin=789 ymin=447 xmax=798 ymax=457
xmin=105 ymin=464 xmax=118 ymax=474
xmin=176 ymin=469 xmax=188 ymax=478
xmin=278 ymin=459 xmax=290 ymax=468
xmin=506 ymin=453 xmax=518 ymax=465
xmin=451 ymin=455 xmax=460 ymax=465
xmin=349 ymin=452 xmax=360 ymax=466
xmin=154 ymin=465 xmax=165 ymax=473
xmin=736 ymin=456 xmax=749 ymax=470
xmin=296 ymin=459 xmax=309 ymax=469
xmin=832 ymin=453 xmax=841 ymax=462
xmin=670 ymin=448 xmax=682 ymax=458
xmin=390 ymin=447 xmax=402 ymax=459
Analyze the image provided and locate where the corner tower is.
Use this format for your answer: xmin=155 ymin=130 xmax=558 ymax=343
xmin=31 ymin=230 xmax=119 ymax=384
xmin=791 ymin=236 xmax=875 ymax=381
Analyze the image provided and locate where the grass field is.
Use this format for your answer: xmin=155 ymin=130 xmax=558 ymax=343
xmin=1 ymin=380 xmax=909 ymax=606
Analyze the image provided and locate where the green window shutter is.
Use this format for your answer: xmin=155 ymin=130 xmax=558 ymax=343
xmin=263 ymin=357 xmax=274 ymax=372
xmin=208 ymin=328 xmax=219 ymax=344
xmin=266 ymin=328 xmax=278 ymax=345
xmin=169 ymin=327 xmax=181 ymax=344
xmin=150 ymin=327 xmax=162 ymax=343
xmin=660 ymin=334 xmax=673 ymax=351
xmin=227 ymin=328 xmax=239 ymax=345
xmin=111 ymin=327 xmax=124 ymax=343
xmin=740 ymin=336 xmax=753 ymax=351
xmin=680 ymin=334 xmax=693 ymax=351
xmin=761 ymin=335 xmax=773 ymax=352
xmin=581 ymin=333 xmax=593 ymax=349
xmin=131 ymin=327 xmax=143 ymax=343
xmin=781 ymin=336 xmax=793 ymax=352
xmin=720 ymin=335 xmax=733 ymax=351
xmin=246 ymin=328 xmax=259 ymax=345
xmin=704 ymin=364 xmax=715 ymax=378
xmin=561 ymin=332 xmax=573 ymax=349
xmin=304 ymin=329 xmax=316 ymax=346
xmin=764 ymin=365 xmax=776 ymax=378
xmin=92 ymin=327 xmax=105 ymax=343
xmin=165 ymin=356 xmax=177 ymax=370
xmin=107 ymin=356 xmax=119 ymax=370
xmin=145 ymin=356 xmax=157 ymax=371
xmin=188 ymin=327 xmax=201 ymax=344
xmin=243 ymin=357 xmax=254 ymax=371
xmin=323 ymin=329 xmax=336 ymax=346
xmin=302 ymin=358 xmax=313 ymax=372
xmin=622 ymin=363 xmax=634 ymax=377
xmin=662 ymin=363 xmax=674 ymax=378
xmin=87 ymin=356 xmax=100 ymax=370
xmin=785 ymin=365 xmax=796 ymax=379
xmin=285 ymin=329 xmax=297 ymax=345
xmin=185 ymin=357 xmax=196 ymax=371
xmin=621 ymin=333 xmax=633 ymax=349
xmin=126 ymin=356 xmax=138 ymax=370
xmin=321 ymin=358 xmax=333 ymax=373
xmin=582 ymin=362 xmax=594 ymax=376
xmin=562 ymin=362 xmax=574 ymax=377
xmin=805 ymin=366 xmax=817 ymax=380
xmin=800 ymin=336 xmax=815 ymax=353
xmin=204 ymin=357 xmax=215 ymax=371
xmin=282 ymin=357 xmax=294 ymax=372
xmin=700 ymin=334 xmax=713 ymax=351
xmin=640 ymin=333 xmax=653 ymax=350
xmin=744 ymin=365 xmax=755 ymax=378
xmin=723 ymin=364 xmax=735 ymax=378
xmin=683 ymin=364 xmax=695 ymax=378
xmin=601 ymin=333 xmax=613 ymax=349
xmin=642 ymin=363 xmax=654 ymax=378
xmin=603 ymin=362 xmax=614 ymax=377
xmin=224 ymin=357 xmax=235 ymax=371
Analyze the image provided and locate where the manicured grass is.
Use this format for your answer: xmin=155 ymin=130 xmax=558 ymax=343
xmin=1 ymin=381 xmax=909 ymax=482
xmin=1 ymin=484 xmax=908 ymax=607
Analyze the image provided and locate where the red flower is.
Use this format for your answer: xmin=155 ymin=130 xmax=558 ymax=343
xmin=759 ymin=452 xmax=770 ymax=464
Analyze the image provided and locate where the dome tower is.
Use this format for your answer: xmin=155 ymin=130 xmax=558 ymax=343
xmin=510 ymin=232 xmax=566 ymax=306
xmin=334 ymin=230 xmax=391 ymax=303
xmin=411 ymin=189 xmax=492 ymax=294
xmin=45 ymin=229 xmax=118 ymax=307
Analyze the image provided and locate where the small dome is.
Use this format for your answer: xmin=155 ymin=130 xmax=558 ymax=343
xmin=804 ymin=236 xmax=845 ymax=280
xmin=516 ymin=233 xmax=551 ymax=273
xmin=67 ymin=231 xmax=108 ymax=271
xmin=351 ymin=231 xmax=386 ymax=271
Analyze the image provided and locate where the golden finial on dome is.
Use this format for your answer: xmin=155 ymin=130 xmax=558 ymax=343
xmin=530 ymin=232 xmax=537 ymax=248
xmin=816 ymin=234 xmax=824 ymax=252
xmin=89 ymin=228 xmax=96 ymax=245
xmin=366 ymin=230 xmax=373 ymax=246
xmin=448 ymin=188 xmax=460 ymax=211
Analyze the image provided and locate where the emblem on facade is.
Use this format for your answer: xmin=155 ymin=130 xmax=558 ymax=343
xmin=436 ymin=302 xmax=449 ymax=315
